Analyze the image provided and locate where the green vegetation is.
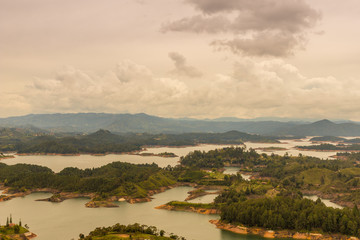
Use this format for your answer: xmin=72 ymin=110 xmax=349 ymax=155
xmin=310 ymin=136 xmax=346 ymax=142
xmin=0 ymin=215 xmax=29 ymax=239
xmin=255 ymin=147 xmax=287 ymax=151
xmin=0 ymin=153 xmax=13 ymax=159
xmin=0 ymin=162 xmax=176 ymax=198
xmin=180 ymin=147 xmax=261 ymax=169
xmin=166 ymin=201 xmax=215 ymax=209
xmin=297 ymin=143 xmax=360 ymax=151
xmin=221 ymin=196 xmax=360 ymax=237
xmin=157 ymin=152 xmax=177 ymax=158
xmin=336 ymin=152 xmax=360 ymax=161
xmin=79 ymin=223 xmax=185 ymax=240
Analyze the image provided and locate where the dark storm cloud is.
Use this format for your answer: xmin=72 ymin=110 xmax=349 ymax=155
xmin=162 ymin=0 xmax=321 ymax=57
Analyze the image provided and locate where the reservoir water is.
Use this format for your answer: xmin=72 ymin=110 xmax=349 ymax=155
xmin=0 ymin=139 xmax=349 ymax=239
xmin=0 ymin=187 xmax=261 ymax=240
xmin=2 ymin=144 xmax=239 ymax=172
xmin=2 ymin=138 xmax=340 ymax=173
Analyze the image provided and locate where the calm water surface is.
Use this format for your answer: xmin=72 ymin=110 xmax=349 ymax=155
xmin=2 ymin=145 xmax=238 ymax=172
xmin=245 ymin=138 xmax=339 ymax=159
xmin=0 ymin=187 xmax=263 ymax=240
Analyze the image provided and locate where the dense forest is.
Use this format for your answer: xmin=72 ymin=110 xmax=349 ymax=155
xmin=180 ymin=147 xmax=262 ymax=169
xmin=0 ymin=162 xmax=176 ymax=198
xmin=220 ymin=196 xmax=360 ymax=236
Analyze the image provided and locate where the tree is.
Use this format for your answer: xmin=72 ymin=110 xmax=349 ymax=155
xmin=14 ymin=225 xmax=20 ymax=234
xmin=160 ymin=230 xmax=165 ymax=236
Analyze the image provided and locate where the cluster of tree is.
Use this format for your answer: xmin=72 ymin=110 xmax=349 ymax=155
xmin=180 ymin=147 xmax=262 ymax=169
xmin=0 ymin=162 xmax=176 ymax=198
xmin=297 ymin=143 xmax=360 ymax=151
xmin=79 ymin=223 xmax=185 ymax=240
xmin=214 ymin=189 xmax=247 ymax=205
xmin=259 ymin=154 xmax=353 ymax=179
xmin=336 ymin=152 xmax=360 ymax=161
xmin=0 ymin=214 xmax=28 ymax=236
xmin=309 ymin=136 xmax=346 ymax=142
xmin=221 ymin=196 xmax=360 ymax=237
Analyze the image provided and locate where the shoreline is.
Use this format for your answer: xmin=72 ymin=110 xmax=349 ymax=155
xmin=0 ymin=183 xmax=197 ymax=208
xmin=209 ymin=220 xmax=357 ymax=240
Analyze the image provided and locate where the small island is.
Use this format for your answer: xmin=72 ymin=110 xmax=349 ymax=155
xmin=133 ymin=152 xmax=178 ymax=158
xmin=296 ymin=143 xmax=360 ymax=151
xmin=78 ymin=223 xmax=185 ymax=240
xmin=0 ymin=215 xmax=36 ymax=240
xmin=310 ymin=136 xmax=346 ymax=142
xmin=156 ymin=201 xmax=219 ymax=215
xmin=255 ymin=147 xmax=288 ymax=152
xmin=0 ymin=153 xmax=14 ymax=160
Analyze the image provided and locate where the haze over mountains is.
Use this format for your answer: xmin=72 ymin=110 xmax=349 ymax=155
xmin=1 ymin=113 xmax=360 ymax=136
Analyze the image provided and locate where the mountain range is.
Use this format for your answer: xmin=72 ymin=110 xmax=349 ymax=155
xmin=1 ymin=113 xmax=360 ymax=136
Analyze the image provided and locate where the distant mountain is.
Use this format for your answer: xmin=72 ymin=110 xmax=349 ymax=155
xmin=1 ymin=114 xmax=360 ymax=136
xmin=273 ymin=119 xmax=360 ymax=136
xmin=0 ymin=113 xmax=298 ymax=134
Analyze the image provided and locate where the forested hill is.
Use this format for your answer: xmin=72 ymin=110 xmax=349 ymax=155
xmin=0 ymin=129 xmax=278 ymax=153
xmin=1 ymin=113 xmax=360 ymax=136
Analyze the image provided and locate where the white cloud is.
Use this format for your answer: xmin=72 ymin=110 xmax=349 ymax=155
xmin=2 ymin=59 xmax=360 ymax=120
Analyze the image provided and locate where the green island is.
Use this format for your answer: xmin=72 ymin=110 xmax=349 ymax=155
xmin=297 ymin=143 xmax=360 ymax=151
xmin=0 ymin=215 xmax=35 ymax=240
xmin=0 ymin=162 xmax=177 ymax=205
xmin=134 ymin=152 xmax=178 ymax=158
xmin=310 ymin=136 xmax=346 ymax=142
xmin=309 ymin=136 xmax=360 ymax=144
xmin=78 ymin=223 xmax=185 ymax=240
xmin=0 ymin=153 xmax=14 ymax=160
xmin=255 ymin=147 xmax=288 ymax=151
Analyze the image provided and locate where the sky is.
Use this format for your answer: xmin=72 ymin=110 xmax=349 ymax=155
xmin=1 ymin=0 xmax=360 ymax=120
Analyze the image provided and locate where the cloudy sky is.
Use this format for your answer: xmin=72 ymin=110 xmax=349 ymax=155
xmin=1 ymin=0 xmax=360 ymax=120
